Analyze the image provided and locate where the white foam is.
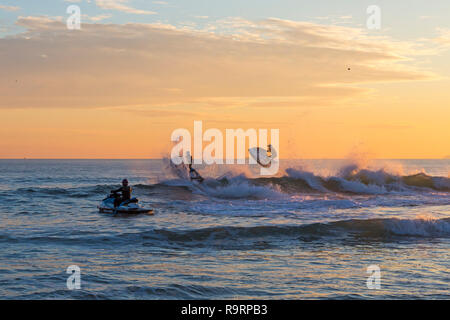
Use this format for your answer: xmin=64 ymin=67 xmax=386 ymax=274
xmin=194 ymin=179 xmax=283 ymax=200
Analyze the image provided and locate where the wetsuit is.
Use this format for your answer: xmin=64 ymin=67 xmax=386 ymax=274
xmin=189 ymin=167 xmax=204 ymax=183
xmin=113 ymin=185 xmax=132 ymax=207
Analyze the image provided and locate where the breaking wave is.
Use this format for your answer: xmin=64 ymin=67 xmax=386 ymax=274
xmin=253 ymin=166 xmax=450 ymax=195
xmin=6 ymin=163 xmax=448 ymax=202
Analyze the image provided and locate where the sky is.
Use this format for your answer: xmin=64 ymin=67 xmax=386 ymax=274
xmin=0 ymin=0 xmax=449 ymax=159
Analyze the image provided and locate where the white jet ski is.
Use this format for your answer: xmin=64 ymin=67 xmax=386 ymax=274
xmin=98 ymin=191 xmax=153 ymax=215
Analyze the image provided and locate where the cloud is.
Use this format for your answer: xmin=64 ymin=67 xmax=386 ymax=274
xmin=82 ymin=13 xmax=113 ymax=22
xmin=0 ymin=5 xmax=20 ymax=12
xmin=95 ymin=0 xmax=156 ymax=15
xmin=114 ymin=105 xmax=203 ymax=118
xmin=0 ymin=16 xmax=435 ymax=110
xmin=433 ymin=28 xmax=450 ymax=46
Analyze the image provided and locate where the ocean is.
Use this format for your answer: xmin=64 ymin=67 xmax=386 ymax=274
xmin=0 ymin=159 xmax=449 ymax=299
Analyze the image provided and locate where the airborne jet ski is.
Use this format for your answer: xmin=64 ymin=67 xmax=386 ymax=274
xmin=98 ymin=191 xmax=153 ymax=215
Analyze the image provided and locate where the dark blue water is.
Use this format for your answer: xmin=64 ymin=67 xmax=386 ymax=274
xmin=0 ymin=159 xmax=449 ymax=299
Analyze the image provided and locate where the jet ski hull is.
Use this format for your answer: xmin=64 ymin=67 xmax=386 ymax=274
xmin=98 ymin=207 xmax=154 ymax=215
xmin=98 ymin=195 xmax=154 ymax=215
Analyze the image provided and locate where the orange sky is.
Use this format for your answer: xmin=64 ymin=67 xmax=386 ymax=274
xmin=0 ymin=16 xmax=449 ymax=159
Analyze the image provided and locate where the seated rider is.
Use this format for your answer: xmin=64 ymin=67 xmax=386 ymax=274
xmin=112 ymin=179 xmax=132 ymax=207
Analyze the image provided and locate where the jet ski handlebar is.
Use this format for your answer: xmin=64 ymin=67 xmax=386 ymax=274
xmin=109 ymin=190 xmax=120 ymax=197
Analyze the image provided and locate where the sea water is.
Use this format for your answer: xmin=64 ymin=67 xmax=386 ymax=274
xmin=0 ymin=159 xmax=449 ymax=299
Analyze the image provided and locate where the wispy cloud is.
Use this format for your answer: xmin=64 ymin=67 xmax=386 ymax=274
xmin=96 ymin=0 xmax=156 ymax=15
xmin=0 ymin=16 xmax=435 ymax=110
xmin=0 ymin=5 xmax=20 ymax=12
xmin=82 ymin=13 xmax=113 ymax=22
xmin=433 ymin=28 xmax=450 ymax=46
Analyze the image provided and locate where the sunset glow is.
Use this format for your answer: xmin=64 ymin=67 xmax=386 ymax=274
xmin=1 ymin=1 xmax=449 ymax=159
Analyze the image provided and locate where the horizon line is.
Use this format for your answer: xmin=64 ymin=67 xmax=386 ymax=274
xmin=0 ymin=158 xmax=448 ymax=160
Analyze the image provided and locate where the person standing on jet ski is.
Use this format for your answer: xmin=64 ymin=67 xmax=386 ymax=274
xmin=112 ymin=179 xmax=132 ymax=207
xmin=188 ymin=156 xmax=204 ymax=183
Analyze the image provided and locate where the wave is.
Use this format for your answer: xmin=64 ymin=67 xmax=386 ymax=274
xmin=193 ymin=175 xmax=283 ymax=200
xmin=3 ymin=218 xmax=449 ymax=248
xmin=7 ymin=183 xmax=183 ymax=198
xmin=253 ymin=167 xmax=450 ymax=195
xmin=152 ymin=217 xmax=450 ymax=240
xmin=160 ymin=165 xmax=449 ymax=200
xmin=5 ymin=164 xmax=449 ymax=202
xmin=12 ymin=185 xmax=113 ymax=198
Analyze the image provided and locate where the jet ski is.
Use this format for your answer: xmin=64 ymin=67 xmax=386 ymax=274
xmin=98 ymin=191 xmax=154 ymax=215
